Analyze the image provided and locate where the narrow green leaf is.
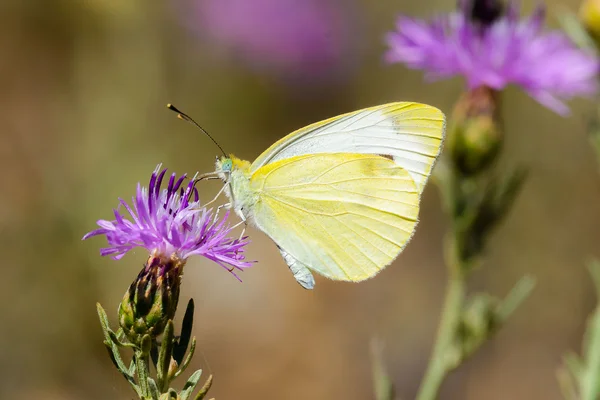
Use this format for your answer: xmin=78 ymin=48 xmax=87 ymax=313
xmin=174 ymin=337 xmax=197 ymax=379
xmin=97 ymin=303 xmax=140 ymax=393
xmin=193 ymin=374 xmax=213 ymax=400
xmin=96 ymin=303 xmax=111 ymax=332
xmin=148 ymin=377 xmax=160 ymax=400
xmin=129 ymin=358 xmax=136 ymax=376
xmin=97 ymin=305 xmax=121 ymax=363
xmin=179 ymin=369 xmax=203 ymax=400
xmin=496 ymin=275 xmax=536 ymax=322
xmin=174 ymin=299 xmax=195 ymax=365
xmin=109 ymin=330 xmax=137 ymax=349
xmin=158 ymin=320 xmax=175 ymax=391
xmin=116 ymin=328 xmax=126 ymax=342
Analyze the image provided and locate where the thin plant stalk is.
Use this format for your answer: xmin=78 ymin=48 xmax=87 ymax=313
xmin=416 ymin=242 xmax=465 ymax=400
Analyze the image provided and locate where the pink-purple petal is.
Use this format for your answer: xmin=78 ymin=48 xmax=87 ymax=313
xmin=83 ymin=165 xmax=253 ymax=280
xmin=385 ymin=2 xmax=599 ymax=114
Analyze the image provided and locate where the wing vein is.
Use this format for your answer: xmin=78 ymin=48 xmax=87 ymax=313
xmin=264 ymin=193 xmax=416 ymax=232
xmin=308 ymin=213 xmax=368 ymax=277
xmin=335 ymin=217 xmax=396 ymax=259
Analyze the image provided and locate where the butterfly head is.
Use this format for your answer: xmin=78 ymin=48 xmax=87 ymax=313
xmin=215 ymin=155 xmax=251 ymax=182
xmin=217 ymin=156 xmax=233 ymax=172
xmin=215 ymin=154 xmax=254 ymax=221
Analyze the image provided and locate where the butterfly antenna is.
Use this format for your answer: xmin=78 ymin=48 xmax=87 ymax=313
xmin=167 ymin=103 xmax=227 ymax=157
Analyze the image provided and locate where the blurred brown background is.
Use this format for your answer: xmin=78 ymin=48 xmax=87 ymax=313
xmin=1 ymin=0 xmax=598 ymax=399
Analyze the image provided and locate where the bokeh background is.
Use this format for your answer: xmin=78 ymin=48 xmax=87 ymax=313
xmin=2 ymin=0 xmax=599 ymax=399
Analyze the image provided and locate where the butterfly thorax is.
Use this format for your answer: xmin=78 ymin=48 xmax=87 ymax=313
xmin=215 ymin=155 xmax=257 ymax=221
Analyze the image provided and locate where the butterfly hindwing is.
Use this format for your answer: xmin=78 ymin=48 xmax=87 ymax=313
xmin=248 ymin=153 xmax=420 ymax=284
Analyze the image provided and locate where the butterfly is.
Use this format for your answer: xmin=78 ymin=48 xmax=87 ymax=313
xmin=173 ymin=102 xmax=445 ymax=289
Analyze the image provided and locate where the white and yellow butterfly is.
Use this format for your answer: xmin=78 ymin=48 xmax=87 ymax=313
xmin=173 ymin=102 xmax=445 ymax=289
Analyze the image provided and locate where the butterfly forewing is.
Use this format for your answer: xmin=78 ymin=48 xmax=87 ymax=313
xmin=250 ymin=102 xmax=445 ymax=193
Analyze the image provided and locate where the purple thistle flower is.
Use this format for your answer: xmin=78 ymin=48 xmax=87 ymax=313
xmin=185 ymin=0 xmax=357 ymax=83
xmin=83 ymin=165 xmax=252 ymax=280
xmin=385 ymin=1 xmax=599 ymax=115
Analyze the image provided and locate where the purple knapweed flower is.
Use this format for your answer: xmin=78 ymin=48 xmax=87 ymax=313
xmin=186 ymin=0 xmax=357 ymax=83
xmin=83 ymin=165 xmax=252 ymax=280
xmin=385 ymin=0 xmax=599 ymax=115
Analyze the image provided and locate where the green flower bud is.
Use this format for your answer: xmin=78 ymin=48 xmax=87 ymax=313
xmin=448 ymin=86 xmax=502 ymax=176
xmin=457 ymin=294 xmax=499 ymax=358
xmin=119 ymin=252 xmax=184 ymax=345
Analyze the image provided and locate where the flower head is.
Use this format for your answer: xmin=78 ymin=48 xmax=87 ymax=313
xmin=187 ymin=0 xmax=357 ymax=83
xmin=385 ymin=0 xmax=599 ymax=115
xmin=83 ymin=165 xmax=252 ymax=279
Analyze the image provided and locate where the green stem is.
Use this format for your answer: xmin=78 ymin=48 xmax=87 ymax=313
xmin=581 ymin=323 xmax=600 ymax=400
xmin=580 ymin=261 xmax=600 ymax=400
xmin=416 ymin=244 xmax=465 ymax=400
xmin=136 ymin=350 xmax=151 ymax=398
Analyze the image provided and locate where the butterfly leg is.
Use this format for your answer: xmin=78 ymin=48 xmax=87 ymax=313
xmin=238 ymin=220 xmax=248 ymax=240
xmin=228 ymin=219 xmax=248 ymax=240
xmin=212 ymin=203 xmax=231 ymax=223
xmin=202 ymin=183 xmax=227 ymax=209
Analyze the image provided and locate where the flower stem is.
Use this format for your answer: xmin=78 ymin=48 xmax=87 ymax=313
xmin=580 ymin=261 xmax=600 ymax=400
xmin=136 ymin=349 xmax=151 ymax=398
xmin=416 ymin=244 xmax=465 ymax=400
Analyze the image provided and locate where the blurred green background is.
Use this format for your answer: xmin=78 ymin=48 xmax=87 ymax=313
xmin=2 ymin=0 xmax=599 ymax=399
